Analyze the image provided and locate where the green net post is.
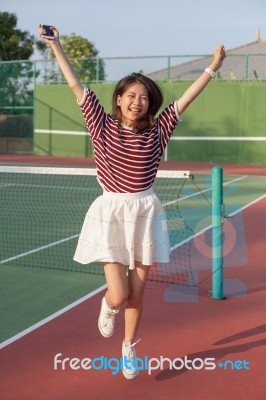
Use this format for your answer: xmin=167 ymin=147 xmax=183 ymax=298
xmin=211 ymin=166 xmax=224 ymax=299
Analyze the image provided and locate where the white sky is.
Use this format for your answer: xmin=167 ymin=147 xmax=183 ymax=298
xmin=2 ymin=0 xmax=266 ymax=57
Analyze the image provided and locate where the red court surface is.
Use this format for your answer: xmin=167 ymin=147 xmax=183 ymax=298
xmin=0 ymin=156 xmax=266 ymax=400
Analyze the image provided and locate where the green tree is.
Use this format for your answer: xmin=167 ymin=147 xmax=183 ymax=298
xmin=0 ymin=11 xmax=35 ymax=60
xmin=0 ymin=11 xmax=35 ymax=143
xmin=0 ymin=11 xmax=34 ymax=107
xmin=0 ymin=11 xmax=35 ymax=108
xmin=49 ymin=33 xmax=105 ymax=82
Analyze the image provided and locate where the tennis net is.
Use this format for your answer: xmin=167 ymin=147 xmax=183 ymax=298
xmin=0 ymin=166 xmax=197 ymax=285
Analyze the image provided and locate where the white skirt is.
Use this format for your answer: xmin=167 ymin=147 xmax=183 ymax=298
xmin=73 ymin=187 xmax=170 ymax=269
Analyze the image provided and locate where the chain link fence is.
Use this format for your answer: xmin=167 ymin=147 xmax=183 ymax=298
xmin=1 ymin=54 xmax=266 ymax=154
xmin=0 ymin=60 xmax=34 ymax=153
xmin=33 ymin=53 xmax=266 ymax=84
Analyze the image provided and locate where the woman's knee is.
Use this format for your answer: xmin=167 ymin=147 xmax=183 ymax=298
xmin=104 ymin=262 xmax=128 ymax=307
xmin=107 ymin=290 xmax=128 ymax=308
xmin=127 ymin=291 xmax=144 ymax=308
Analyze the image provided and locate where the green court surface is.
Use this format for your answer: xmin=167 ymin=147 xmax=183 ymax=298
xmin=0 ymin=169 xmax=265 ymax=345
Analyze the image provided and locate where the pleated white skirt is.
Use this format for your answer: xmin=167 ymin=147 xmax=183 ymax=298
xmin=73 ymin=187 xmax=170 ymax=269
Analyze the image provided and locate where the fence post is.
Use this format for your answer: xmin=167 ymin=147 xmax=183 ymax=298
xmin=96 ymin=58 xmax=99 ymax=82
xmin=245 ymin=54 xmax=249 ymax=80
xmin=211 ymin=166 xmax=224 ymax=299
xmin=48 ymin=106 xmax=52 ymax=156
xmin=167 ymin=56 xmax=171 ymax=81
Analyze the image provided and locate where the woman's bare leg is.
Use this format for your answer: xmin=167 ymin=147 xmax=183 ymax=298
xmin=103 ymin=262 xmax=128 ymax=308
xmin=124 ymin=261 xmax=150 ymax=341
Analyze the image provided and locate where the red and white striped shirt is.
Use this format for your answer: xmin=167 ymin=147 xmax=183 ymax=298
xmin=79 ymin=88 xmax=181 ymax=193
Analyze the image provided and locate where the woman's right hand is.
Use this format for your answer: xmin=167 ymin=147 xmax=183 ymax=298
xmin=38 ymin=24 xmax=59 ymax=46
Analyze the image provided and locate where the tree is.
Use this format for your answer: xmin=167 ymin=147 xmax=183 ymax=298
xmin=0 ymin=12 xmax=35 ymax=109
xmin=0 ymin=12 xmax=35 ymax=107
xmin=0 ymin=11 xmax=35 ymax=60
xmin=60 ymin=33 xmax=105 ymax=81
xmin=0 ymin=11 xmax=35 ymax=145
xmin=39 ymin=33 xmax=105 ymax=83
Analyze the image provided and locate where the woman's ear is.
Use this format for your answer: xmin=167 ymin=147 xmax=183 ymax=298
xmin=117 ymin=95 xmax=121 ymax=106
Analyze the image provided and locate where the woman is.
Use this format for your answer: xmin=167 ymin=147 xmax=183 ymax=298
xmin=38 ymin=24 xmax=226 ymax=379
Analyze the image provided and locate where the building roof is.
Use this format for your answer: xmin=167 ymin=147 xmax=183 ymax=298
xmin=147 ymin=30 xmax=266 ymax=81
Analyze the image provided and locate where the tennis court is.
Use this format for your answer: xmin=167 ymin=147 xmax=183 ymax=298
xmin=0 ymin=155 xmax=266 ymax=400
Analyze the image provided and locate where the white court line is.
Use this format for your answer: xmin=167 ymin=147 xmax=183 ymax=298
xmin=163 ymin=175 xmax=248 ymax=207
xmin=0 ymin=284 xmax=107 ymax=349
xmin=228 ymin=193 xmax=266 ymax=217
xmin=2 ymin=183 xmax=98 ymax=191
xmin=0 ymin=234 xmax=79 ymax=265
xmin=171 ymin=192 xmax=266 ymax=252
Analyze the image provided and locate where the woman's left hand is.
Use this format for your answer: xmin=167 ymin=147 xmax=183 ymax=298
xmin=210 ymin=45 xmax=226 ymax=71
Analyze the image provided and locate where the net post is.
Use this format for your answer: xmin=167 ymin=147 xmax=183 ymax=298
xmin=211 ymin=166 xmax=224 ymax=300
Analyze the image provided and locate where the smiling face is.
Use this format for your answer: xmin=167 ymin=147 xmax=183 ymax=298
xmin=116 ymin=82 xmax=149 ymax=127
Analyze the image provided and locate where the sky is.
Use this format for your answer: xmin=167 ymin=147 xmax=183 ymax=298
xmin=1 ymin=0 xmax=266 ymax=80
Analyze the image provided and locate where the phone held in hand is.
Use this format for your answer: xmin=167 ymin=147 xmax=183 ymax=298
xmin=41 ymin=25 xmax=54 ymax=40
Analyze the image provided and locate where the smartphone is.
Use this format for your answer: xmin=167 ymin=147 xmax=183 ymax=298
xmin=41 ymin=25 xmax=54 ymax=40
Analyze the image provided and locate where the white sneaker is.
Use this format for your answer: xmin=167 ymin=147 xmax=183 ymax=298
xmin=122 ymin=339 xmax=141 ymax=380
xmin=98 ymin=297 xmax=119 ymax=338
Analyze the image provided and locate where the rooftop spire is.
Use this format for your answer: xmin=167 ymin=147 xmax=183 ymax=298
xmin=255 ymin=25 xmax=261 ymax=42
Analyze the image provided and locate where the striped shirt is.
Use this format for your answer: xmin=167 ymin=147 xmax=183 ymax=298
xmin=79 ymin=88 xmax=181 ymax=193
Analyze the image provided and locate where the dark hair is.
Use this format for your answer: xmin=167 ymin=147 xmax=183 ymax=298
xmin=111 ymin=72 xmax=164 ymax=132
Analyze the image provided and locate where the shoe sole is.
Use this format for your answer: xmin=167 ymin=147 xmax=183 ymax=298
xmin=122 ymin=369 xmax=139 ymax=380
